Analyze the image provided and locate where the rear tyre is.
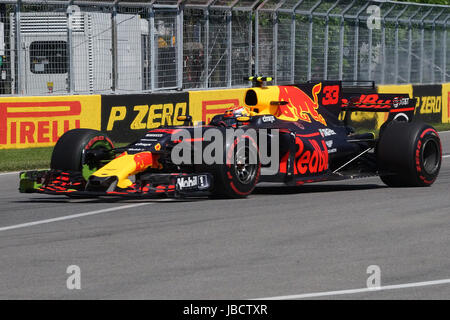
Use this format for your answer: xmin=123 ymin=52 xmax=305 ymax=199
xmin=50 ymin=129 xmax=114 ymax=180
xmin=377 ymin=121 xmax=441 ymax=187
xmin=208 ymin=135 xmax=260 ymax=199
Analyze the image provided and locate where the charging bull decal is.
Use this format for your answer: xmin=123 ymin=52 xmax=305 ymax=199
xmin=276 ymin=83 xmax=327 ymax=126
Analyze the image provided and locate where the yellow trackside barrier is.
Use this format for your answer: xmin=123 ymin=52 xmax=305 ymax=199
xmin=0 ymin=95 xmax=101 ymax=149
xmin=188 ymin=88 xmax=247 ymax=125
xmin=443 ymin=83 xmax=450 ymax=124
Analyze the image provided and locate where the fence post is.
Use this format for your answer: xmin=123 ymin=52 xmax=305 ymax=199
xmin=248 ymin=11 xmax=253 ymax=77
xmin=307 ymin=14 xmax=313 ymax=80
xmin=149 ymin=6 xmax=155 ymax=92
xmin=291 ymin=0 xmax=305 ymax=83
xmin=290 ymin=11 xmax=295 ymax=83
xmin=15 ymin=0 xmax=21 ymax=94
xmin=380 ymin=4 xmax=396 ymax=84
xmin=443 ymin=16 xmax=450 ymax=83
xmin=351 ymin=3 xmax=369 ymax=82
xmin=227 ymin=9 xmax=232 ymax=87
xmin=204 ymin=8 xmax=209 ymax=87
xmin=339 ymin=0 xmax=355 ymax=81
xmin=177 ymin=4 xmax=183 ymax=90
xmin=419 ymin=8 xmax=433 ymax=84
xmin=67 ymin=1 xmax=75 ymax=94
xmin=431 ymin=10 xmax=445 ymax=84
xmin=394 ymin=6 xmax=408 ymax=84
xmin=273 ymin=11 xmax=278 ymax=83
xmin=111 ymin=1 xmax=118 ymax=92
xmin=306 ymin=0 xmax=322 ymax=81
xmin=322 ymin=1 xmax=340 ymax=81
xmin=254 ymin=9 xmax=258 ymax=76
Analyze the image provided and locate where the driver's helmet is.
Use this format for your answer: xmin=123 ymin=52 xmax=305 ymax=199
xmin=224 ymin=106 xmax=251 ymax=118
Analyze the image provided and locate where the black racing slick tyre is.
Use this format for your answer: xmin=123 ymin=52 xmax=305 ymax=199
xmin=209 ymin=134 xmax=261 ymax=199
xmin=377 ymin=121 xmax=441 ymax=187
xmin=50 ymin=129 xmax=114 ymax=180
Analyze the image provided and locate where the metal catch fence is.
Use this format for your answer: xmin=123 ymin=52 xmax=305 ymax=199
xmin=0 ymin=0 xmax=448 ymax=96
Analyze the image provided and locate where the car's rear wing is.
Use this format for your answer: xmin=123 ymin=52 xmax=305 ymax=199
xmin=341 ymin=93 xmax=416 ymax=124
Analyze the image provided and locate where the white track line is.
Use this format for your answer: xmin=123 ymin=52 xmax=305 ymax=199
xmin=0 ymin=171 xmax=21 ymax=176
xmin=254 ymin=278 xmax=450 ymax=300
xmin=0 ymin=203 xmax=149 ymax=232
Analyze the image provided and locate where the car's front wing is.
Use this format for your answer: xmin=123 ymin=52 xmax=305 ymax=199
xmin=19 ymin=170 xmax=214 ymax=199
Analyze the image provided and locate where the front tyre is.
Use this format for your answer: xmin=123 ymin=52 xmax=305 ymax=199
xmin=211 ymin=135 xmax=261 ymax=198
xmin=50 ymin=129 xmax=114 ymax=181
xmin=377 ymin=121 xmax=441 ymax=187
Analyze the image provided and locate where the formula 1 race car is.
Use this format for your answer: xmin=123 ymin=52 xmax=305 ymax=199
xmin=19 ymin=78 xmax=442 ymax=199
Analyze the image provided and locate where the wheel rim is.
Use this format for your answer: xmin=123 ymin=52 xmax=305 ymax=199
xmin=81 ymin=140 xmax=113 ymax=181
xmin=421 ymin=138 xmax=440 ymax=175
xmin=234 ymin=145 xmax=258 ymax=185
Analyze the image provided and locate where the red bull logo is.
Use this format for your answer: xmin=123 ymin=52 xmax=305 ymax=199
xmin=133 ymin=152 xmax=153 ymax=172
xmin=276 ymin=83 xmax=327 ymax=126
xmin=294 ymin=136 xmax=329 ymax=175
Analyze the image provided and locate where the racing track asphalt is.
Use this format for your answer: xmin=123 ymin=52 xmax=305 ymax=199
xmin=0 ymin=132 xmax=450 ymax=299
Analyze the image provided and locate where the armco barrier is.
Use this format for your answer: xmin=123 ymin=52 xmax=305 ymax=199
xmin=0 ymin=95 xmax=101 ymax=149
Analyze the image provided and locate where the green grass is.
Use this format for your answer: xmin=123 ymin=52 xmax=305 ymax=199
xmin=0 ymin=147 xmax=52 ymax=172
xmin=429 ymin=123 xmax=450 ymax=132
xmin=1 ymin=124 xmax=450 ymax=173
xmin=0 ymin=143 xmax=129 ymax=172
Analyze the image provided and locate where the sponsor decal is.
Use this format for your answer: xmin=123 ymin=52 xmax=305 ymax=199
xmin=393 ymin=97 xmax=410 ymax=108
xmin=277 ymin=83 xmax=327 ymax=126
xmin=319 ymin=128 xmax=336 ymax=137
xmin=176 ymin=175 xmax=208 ymax=190
xmin=145 ymin=133 xmax=164 ymax=138
xmin=413 ymin=84 xmax=443 ymax=123
xmin=262 ymin=115 xmax=275 ymax=123
xmin=133 ymin=152 xmax=153 ymax=172
xmin=328 ymin=148 xmax=337 ymax=154
xmin=325 ymin=140 xmax=333 ymax=148
xmin=101 ymin=93 xmax=189 ymax=143
xmin=0 ymin=96 xmax=101 ymax=149
xmin=342 ymin=94 xmax=395 ymax=109
xmin=294 ymin=135 xmax=329 ymax=175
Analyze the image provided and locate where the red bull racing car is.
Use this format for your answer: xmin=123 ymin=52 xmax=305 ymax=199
xmin=19 ymin=78 xmax=442 ymax=199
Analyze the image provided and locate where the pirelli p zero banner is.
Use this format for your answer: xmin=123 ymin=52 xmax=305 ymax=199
xmin=0 ymin=95 xmax=101 ymax=149
xmin=412 ymin=84 xmax=443 ymax=123
xmin=101 ymin=93 xmax=190 ymax=143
